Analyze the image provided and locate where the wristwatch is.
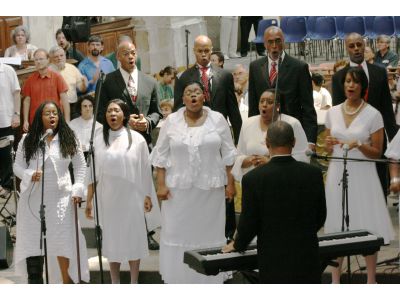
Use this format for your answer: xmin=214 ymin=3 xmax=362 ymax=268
xmin=14 ymin=112 xmax=20 ymax=116
xmin=357 ymin=140 xmax=362 ymax=148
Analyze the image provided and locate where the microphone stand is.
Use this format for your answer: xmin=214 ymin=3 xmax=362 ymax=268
xmin=39 ymin=139 xmax=49 ymax=284
xmin=340 ymin=146 xmax=351 ymax=283
xmin=185 ymin=29 xmax=190 ymax=69
xmin=86 ymin=71 xmax=105 ymax=283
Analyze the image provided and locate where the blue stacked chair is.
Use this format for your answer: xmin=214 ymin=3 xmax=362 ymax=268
xmin=364 ymin=16 xmax=376 ymax=41
xmin=312 ymin=16 xmax=338 ymax=60
xmin=343 ymin=16 xmax=366 ymax=36
xmin=394 ymin=16 xmax=400 ymax=53
xmin=373 ymin=16 xmax=395 ymax=37
xmin=335 ymin=16 xmax=348 ymax=59
xmin=280 ymin=16 xmax=290 ymax=36
xmin=251 ymin=18 xmax=279 ymax=59
xmin=283 ymin=16 xmax=309 ymax=60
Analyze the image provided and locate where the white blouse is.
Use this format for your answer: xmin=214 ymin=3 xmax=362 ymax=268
xmin=150 ymin=107 xmax=237 ymax=190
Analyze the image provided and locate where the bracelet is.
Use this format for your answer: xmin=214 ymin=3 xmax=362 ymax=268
xmin=390 ymin=177 xmax=400 ymax=184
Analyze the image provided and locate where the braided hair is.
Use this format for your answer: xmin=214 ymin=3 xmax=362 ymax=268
xmin=23 ymin=101 xmax=78 ymax=164
xmin=102 ymin=99 xmax=132 ymax=150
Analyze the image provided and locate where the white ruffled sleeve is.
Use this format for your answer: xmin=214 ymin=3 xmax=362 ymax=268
xmin=71 ymin=146 xmax=86 ymax=198
xmin=13 ymin=134 xmax=36 ymax=194
xmin=231 ymin=124 xmax=249 ymax=182
xmin=216 ymin=113 xmax=237 ymax=166
xmin=385 ymin=130 xmax=400 ymax=159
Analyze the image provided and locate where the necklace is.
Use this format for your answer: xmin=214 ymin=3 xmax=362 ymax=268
xmin=343 ymin=100 xmax=364 ymax=116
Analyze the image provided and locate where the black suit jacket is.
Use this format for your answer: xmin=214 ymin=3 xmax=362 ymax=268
xmin=248 ymin=54 xmax=318 ymax=144
xmin=332 ymin=63 xmax=398 ymax=140
xmin=99 ymin=69 xmax=162 ymax=144
xmin=234 ymin=156 xmax=326 ymax=283
xmin=174 ymin=65 xmax=242 ymax=144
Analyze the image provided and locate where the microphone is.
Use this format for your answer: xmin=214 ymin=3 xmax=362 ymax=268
xmin=342 ymin=144 xmax=350 ymax=159
xmin=40 ymin=129 xmax=53 ymax=143
xmin=272 ymin=53 xmax=282 ymax=123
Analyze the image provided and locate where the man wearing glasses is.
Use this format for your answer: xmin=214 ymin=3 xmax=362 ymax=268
xmin=22 ymin=48 xmax=70 ymax=132
xmin=248 ymin=26 xmax=317 ymax=150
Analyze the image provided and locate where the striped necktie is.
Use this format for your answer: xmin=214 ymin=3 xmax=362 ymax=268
xmin=269 ymin=61 xmax=277 ymax=85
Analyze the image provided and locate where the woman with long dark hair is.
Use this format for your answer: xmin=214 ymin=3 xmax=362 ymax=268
xmin=85 ymin=99 xmax=155 ymax=284
xmin=13 ymin=101 xmax=89 ymax=283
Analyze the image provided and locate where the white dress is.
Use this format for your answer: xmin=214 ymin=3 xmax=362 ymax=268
xmin=68 ymin=116 xmax=102 ymax=153
xmin=232 ymin=114 xmax=310 ymax=182
xmin=93 ymin=127 xmax=156 ymax=262
xmin=150 ymin=107 xmax=237 ymax=283
xmin=13 ymin=134 xmax=89 ymax=283
xmin=324 ymin=104 xmax=394 ymax=243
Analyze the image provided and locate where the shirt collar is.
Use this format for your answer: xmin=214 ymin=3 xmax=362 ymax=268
xmin=35 ymin=68 xmax=52 ymax=79
xmin=268 ymin=51 xmax=285 ymax=64
xmin=120 ymin=67 xmax=137 ymax=82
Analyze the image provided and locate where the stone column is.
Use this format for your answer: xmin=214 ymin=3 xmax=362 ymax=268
xmin=23 ymin=16 xmax=63 ymax=52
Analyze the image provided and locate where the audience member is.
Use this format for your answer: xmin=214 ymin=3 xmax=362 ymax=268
xmin=78 ymin=35 xmax=115 ymax=94
xmin=174 ymin=35 xmax=242 ymax=144
xmin=375 ymin=35 xmax=399 ymax=68
xmin=312 ymin=72 xmax=332 ymax=125
xmin=0 ymin=62 xmax=21 ymax=195
xmin=22 ymin=48 xmax=70 ymax=132
xmin=210 ymin=51 xmax=225 ymax=68
xmin=220 ymin=16 xmax=240 ymax=59
xmin=333 ymin=59 xmax=347 ymax=73
xmin=157 ymin=66 xmax=177 ymax=102
xmin=150 ymin=81 xmax=237 ymax=283
xmin=240 ymin=16 xmax=264 ymax=57
xmin=49 ymin=46 xmax=87 ymax=119
xmin=86 ymin=99 xmax=154 ymax=284
xmin=364 ymin=46 xmax=375 ymax=65
xmin=55 ymin=29 xmax=85 ymax=66
xmin=14 ymin=101 xmax=89 ymax=283
xmin=68 ymin=94 xmax=102 ymax=158
xmin=4 ymin=25 xmax=37 ymax=61
xmin=248 ymin=26 xmax=317 ymax=148
xmin=223 ymin=120 xmax=326 ymax=284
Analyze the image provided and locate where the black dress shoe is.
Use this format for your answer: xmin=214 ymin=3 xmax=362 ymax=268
xmin=148 ymin=234 xmax=160 ymax=250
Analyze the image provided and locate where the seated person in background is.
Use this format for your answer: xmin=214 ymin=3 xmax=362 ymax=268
xmin=55 ymin=29 xmax=85 ymax=66
xmin=106 ymin=35 xmax=142 ymax=71
xmin=78 ymin=35 xmax=115 ymax=94
xmin=210 ymin=51 xmax=225 ymax=69
xmin=68 ymin=94 xmax=103 ymax=159
xmin=364 ymin=46 xmax=375 ymax=65
xmin=312 ymin=72 xmax=332 ymax=125
xmin=333 ymin=59 xmax=347 ymax=73
xmin=4 ymin=25 xmax=37 ymax=61
xmin=49 ymin=46 xmax=87 ymax=120
xmin=151 ymin=100 xmax=173 ymax=147
xmin=234 ymin=82 xmax=248 ymax=121
xmin=223 ymin=120 xmax=326 ymax=284
xmin=157 ymin=66 xmax=177 ymax=102
xmin=375 ymin=35 xmax=399 ymax=68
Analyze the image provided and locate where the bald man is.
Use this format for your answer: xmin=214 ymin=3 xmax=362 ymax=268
xmin=174 ymin=35 xmax=242 ymax=144
xmin=248 ymin=26 xmax=317 ymax=147
xmin=99 ymin=41 xmax=162 ymax=146
xmin=332 ymin=32 xmax=398 ymax=199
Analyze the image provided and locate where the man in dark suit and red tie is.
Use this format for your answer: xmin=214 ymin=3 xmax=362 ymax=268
xmin=223 ymin=120 xmax=326 ymax=283
xmin=98 ymin=40 xmax=162 ymax=250
xmin=248 ymin=26 xmax=318 ymax=149
xmin=174 ymin=35 xmax=242 ymax=145
xmin=332 ymin=32 xmax=398 ymax=198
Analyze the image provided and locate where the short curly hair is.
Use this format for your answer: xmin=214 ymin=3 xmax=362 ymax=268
xmin=11 ymin=25 xmax=31 ymax=44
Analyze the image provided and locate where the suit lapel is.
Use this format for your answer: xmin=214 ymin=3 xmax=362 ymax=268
xmin=115 ymin=70 xmax=132 ymax=103
xmin=210 ymin=66 xmax=220 ymax=104
xmin=261 ymin=57 xmax=269 ymax=87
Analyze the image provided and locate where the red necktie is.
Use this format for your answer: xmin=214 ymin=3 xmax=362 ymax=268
xmin=269 ymin=61 xmax=277 ymax=85
xmin=358 ymin=64 xmax=369 ymax=101
xmin=128 ymin=75 xmax=137 ymax=103
xmin=200 ymin=66 xmax=210 ymax=102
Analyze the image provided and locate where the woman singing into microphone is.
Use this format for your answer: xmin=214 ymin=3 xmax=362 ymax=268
xmin=324 ymin=67 xmax=394 ymax=284
xmin=13 ymin=101 xmax=89 ymax=283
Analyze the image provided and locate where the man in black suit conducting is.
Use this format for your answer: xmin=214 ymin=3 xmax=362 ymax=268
xmin=98 ymin=40 xmax=162 ymax=250
xmin=332 ymin=32 xmax=398 ymax=198
xmin=223 ymin=121 xmax=326 ymax=284
xmin=248 ymin=26 xmax=318 ymax=150
xmin=174 ymin=35 xmax=242 ymax=145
